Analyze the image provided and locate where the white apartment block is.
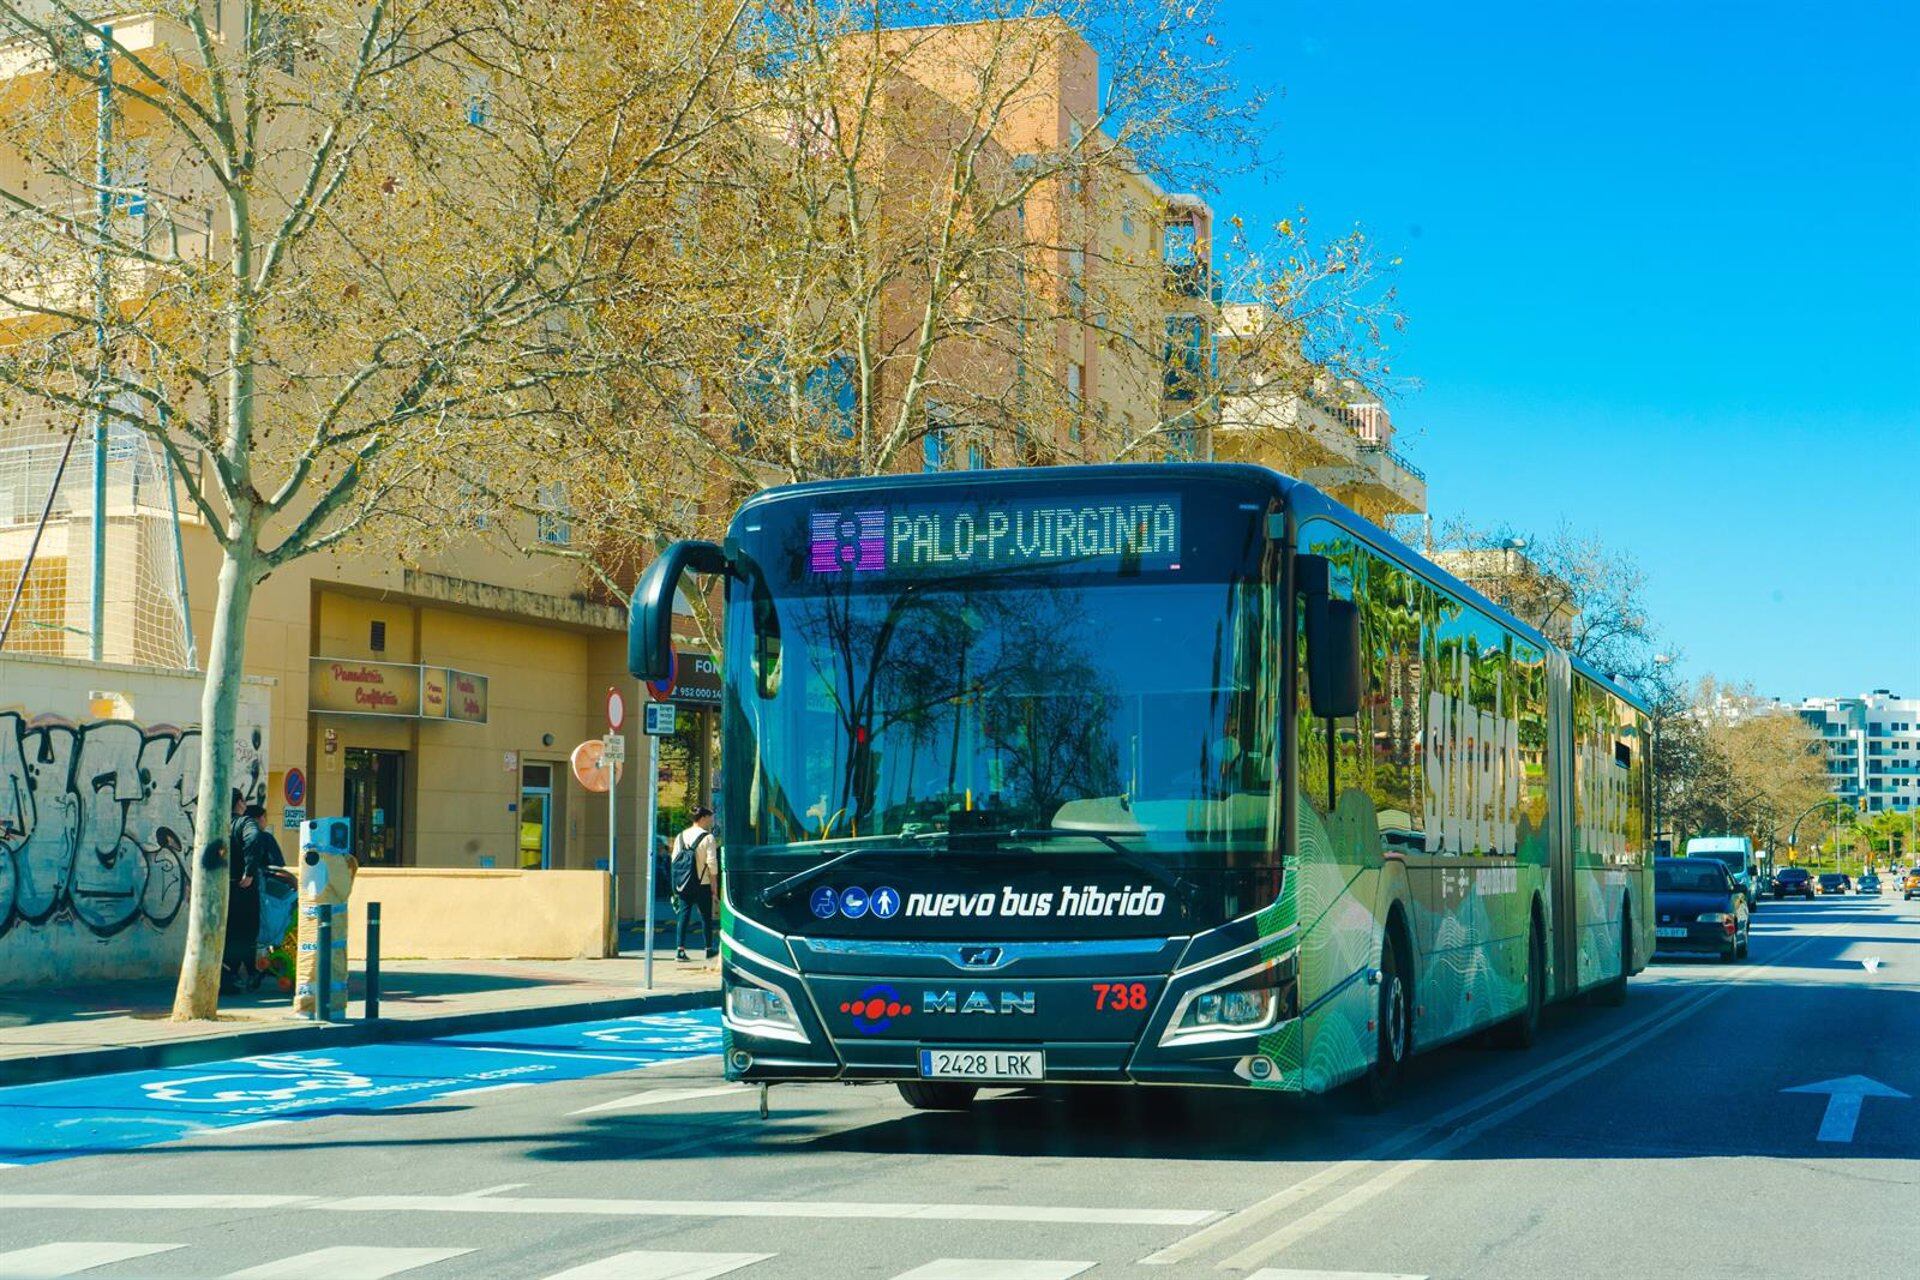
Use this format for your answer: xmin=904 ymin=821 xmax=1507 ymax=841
xmin=1797 ymin=690 xmax=1920 ymax=814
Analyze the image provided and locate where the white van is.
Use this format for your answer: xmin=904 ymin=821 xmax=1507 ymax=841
xmin=1685 ymin=836 xmax=1763 ymax=912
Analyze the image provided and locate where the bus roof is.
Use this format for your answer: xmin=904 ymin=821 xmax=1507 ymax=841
xmin=737 ymin=462 xmax=1651 ymax=715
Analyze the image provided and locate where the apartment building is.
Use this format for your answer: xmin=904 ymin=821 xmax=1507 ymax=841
xmin=1212 ymin=303 xmax=1426 ymax=522
xmin=2 ymin=13 xmax=1215 ymax=919
xmin=1796 ymin=691 xmax=1920 ymax=814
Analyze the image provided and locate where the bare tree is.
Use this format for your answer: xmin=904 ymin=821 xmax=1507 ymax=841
xmin=0 ymin=0 xmax=749 ymax=1016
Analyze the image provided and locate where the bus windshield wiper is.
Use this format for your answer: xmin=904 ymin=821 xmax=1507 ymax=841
xmin=1001 ymin=827 xmax=1185 ymax=889
xmin=758 ymin=833 xmax=945 ymax=905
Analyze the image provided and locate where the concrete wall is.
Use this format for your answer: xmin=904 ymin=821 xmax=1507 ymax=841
xmin=343 ymin=867 xmax=612 ymax=960
xmin=0 ymin=655 xmax=272 ymax=988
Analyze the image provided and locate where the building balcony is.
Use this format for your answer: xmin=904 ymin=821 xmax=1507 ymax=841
xmin=1 ymin=191 xmax=213 ymax=327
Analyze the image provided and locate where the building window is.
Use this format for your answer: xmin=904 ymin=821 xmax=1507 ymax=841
xmin=1066 ymin=248 xmax=1085 ymax=308
xmin=1066 ymin=360 xmax=1084 ymax=406
xmin=465 ymin=72 xmax=491 ymax=126
xmin=967 ymin=443 xmax=984 ymax=470
xmin=922 ymin=430 xmax=947 ymax=472
xmin=535 ymin=481 xmax=571 ymax=546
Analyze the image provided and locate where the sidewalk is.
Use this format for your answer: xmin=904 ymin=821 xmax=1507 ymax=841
xmin=0 ymin=941 xmax=720 ymax=1088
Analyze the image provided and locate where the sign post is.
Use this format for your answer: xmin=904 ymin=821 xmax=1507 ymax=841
xmin=641 ymin=700 xmax=676 ymax=990
xmin=605 ymin=688 xmax=626 ymax=947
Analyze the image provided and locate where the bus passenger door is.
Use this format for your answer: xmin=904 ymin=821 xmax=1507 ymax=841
xmin=1545 ymin=651 xmax=1578 ymax=1001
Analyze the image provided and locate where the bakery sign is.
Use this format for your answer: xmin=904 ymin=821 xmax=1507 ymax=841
xmin=311 ymin=659 xmax=489 ymax=723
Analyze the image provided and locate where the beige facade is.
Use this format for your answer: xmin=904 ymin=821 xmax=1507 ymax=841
xmin=1214 ymin=303 xmax=1427 ymax=522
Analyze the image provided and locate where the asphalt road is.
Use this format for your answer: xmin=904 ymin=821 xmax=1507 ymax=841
xmin=2 ymin=892 xmax=1916 ymax=1280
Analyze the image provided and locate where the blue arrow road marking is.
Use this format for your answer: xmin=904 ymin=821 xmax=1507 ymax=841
xmin=0 ymin=1009 xmax=722 ymax=1167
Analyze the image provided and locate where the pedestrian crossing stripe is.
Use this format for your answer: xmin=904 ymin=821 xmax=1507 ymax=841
xmin=225 ymin=1246 xmax=474 ymax=1279
xmin=539 ymin=1251 xmax=772 ymax=1280
xmin=0 ymin=1242 xmax=182 ymax=1278
xmin=0 ymin=1245 xmax=1287 ymax=1280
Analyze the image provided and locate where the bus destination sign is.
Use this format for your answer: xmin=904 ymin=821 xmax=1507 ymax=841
xmin=808 ymin=495 xmax=1181 ymax=576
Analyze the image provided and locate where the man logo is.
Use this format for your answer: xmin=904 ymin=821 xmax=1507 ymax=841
xmin=839 ymin=983 xmax=910 ymax=1036
xmin=958 ymin=945 xmax=1003 ymax=967
xmin=922 ymin=990 xmax=1036 ymax=1016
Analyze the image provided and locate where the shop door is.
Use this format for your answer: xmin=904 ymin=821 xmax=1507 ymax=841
xmin=343 ymin=748 xmax=406 ymax=865
xmin=519 ymin=763 xmax=554 ymax=869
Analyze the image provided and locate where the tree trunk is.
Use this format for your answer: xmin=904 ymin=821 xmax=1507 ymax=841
xmin=169 ymin=542 xmax=258 ymax=1020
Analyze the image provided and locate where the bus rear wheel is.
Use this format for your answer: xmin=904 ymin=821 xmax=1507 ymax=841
xmin=1359 ymin=928 xmax=1412 ymax=1111
xmin=897 ymin=1081 xmax=978 ymax=1111
xmin=1594 ymin=904 xmax=1631 ymax=1007
xmin=1494 ymin=918 xmax=1544 ymax=1050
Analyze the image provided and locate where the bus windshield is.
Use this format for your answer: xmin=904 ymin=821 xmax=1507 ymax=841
xmin=720 ymin=476 xmax=1282 ymax=933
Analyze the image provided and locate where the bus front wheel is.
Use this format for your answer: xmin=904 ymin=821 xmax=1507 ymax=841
xmin=897 ymin=1081 xmax=979 ymax=1111
xmin=1360 ymin=928 xmax=1412 ymax=1111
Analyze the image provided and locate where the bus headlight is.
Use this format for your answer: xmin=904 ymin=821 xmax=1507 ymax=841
xmin=1161 ymin=951 xmax=1299 ymax=1046
xmin=724 ymin=971 xmax=807 ymax=1043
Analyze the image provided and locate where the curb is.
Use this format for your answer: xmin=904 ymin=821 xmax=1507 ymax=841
xmin=0 ymin=986 xmax=720 ymax=1089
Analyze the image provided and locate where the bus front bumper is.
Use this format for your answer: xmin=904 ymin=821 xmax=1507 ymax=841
xmin=717 ymin=927 xmax=1302 ymax=1090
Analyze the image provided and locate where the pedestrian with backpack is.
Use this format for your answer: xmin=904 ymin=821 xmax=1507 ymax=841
xmin=671 ymin=806 xmax=719 ymax=961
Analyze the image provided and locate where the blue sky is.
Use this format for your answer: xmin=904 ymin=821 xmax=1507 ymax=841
xmin=1203 ymin=0 xmax=1919 ymax=699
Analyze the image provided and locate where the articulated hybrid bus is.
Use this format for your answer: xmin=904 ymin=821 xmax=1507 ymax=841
xmin=630 ymin=464 xmax=1652 ymax=1109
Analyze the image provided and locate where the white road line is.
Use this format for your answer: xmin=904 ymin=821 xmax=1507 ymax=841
xmin=194 ymin=1120 xmax=297 ymax=1138
xmin=1216 ymin=920 xmax=1851 ymax=1271
xmin=568 ymin=1085 xmax=752 ymax=1116
xmin=226 ymin=1246 xmax=473 ymax=1279
xmin=0 ymin=1194 xmax=311 ymax=1211
xmin=1143 ymin=969 xmax=1729 ymax=1267
xmin=460 ymin=1184 xmax=527 ymax=1198
xmin=434 ymin=1083 xmax=535 ymax=1101
xmin=458 ymin=1047 xmax=687 ymax=1066
xmin=1245 ymin=1270 xmax=1428 ymax=1280
xmin=0 ymin=1242 xmax=183 ymax=1277
xmin=1137 ymin=1162 xmax=1371 ymax=1266
xmin=539 ymin=1250 xmax=773 ymax=1280
xmin=318 ymin=1194 xmax=1219 ymax=1226
xmin=891 ymin=1262 xmax=1094 ymax=1280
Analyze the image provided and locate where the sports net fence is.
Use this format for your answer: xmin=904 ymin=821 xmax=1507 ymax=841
xmin=0 ymin=399 xmax=195 ymax=669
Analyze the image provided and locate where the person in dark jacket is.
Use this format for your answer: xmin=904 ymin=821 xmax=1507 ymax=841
xmin=223 ymin=789 xmax=264 ymax=993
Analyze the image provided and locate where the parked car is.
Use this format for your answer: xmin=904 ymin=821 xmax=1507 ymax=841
xmin=1858 ymin=873 xmax=1882 ymax=895
xmin=1654 ymin=856 xmax=1750 ymax=962
xmin=1905 ymin=869 xmax=1920 ymax=901
xmin=1817 ymin=873 xmax=1853 ymax=895
xmin=1773 ymin=867 xmax=1816 ymax=900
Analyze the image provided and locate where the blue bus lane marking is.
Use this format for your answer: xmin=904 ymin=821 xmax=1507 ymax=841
xmin=0 ymin=1009 xmax=721 ymax=1167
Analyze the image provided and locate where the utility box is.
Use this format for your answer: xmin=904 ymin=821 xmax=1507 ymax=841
xmin=295 ymin=818 xmax=357 ymax=1016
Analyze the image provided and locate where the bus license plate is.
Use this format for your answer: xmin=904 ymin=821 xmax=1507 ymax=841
xmin=1655 ymin=926 xmax=1687 ymax=939
xmin=919 ymin=1048 xmax=1043 ymax=1081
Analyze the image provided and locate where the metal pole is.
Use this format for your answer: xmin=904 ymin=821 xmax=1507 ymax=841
xmin=607 ymin=749 xmax=617 ymax=955
xmin=90 ymin=26 xmax=112 ymax=663
xmin=365 ymin=902 xmax=381 ymax=1020
xmin=315 ymin=905 xmax=333 ymax=1023
xmin=0 ymin=431 xmax=79 ymax=651
xmin=158 ymin=403 xmax=196 ymax=667
xmin=643 ymin=730 xmax=659 ymax=990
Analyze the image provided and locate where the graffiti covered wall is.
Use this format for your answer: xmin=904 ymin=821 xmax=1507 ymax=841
xmin=0 ymin=657 xmax=270 ymax=988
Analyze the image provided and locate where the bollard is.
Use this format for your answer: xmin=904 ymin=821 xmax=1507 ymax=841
xmin=365 ymin=901 xmax=382 ymax=1021
xmin=315 ymin=905 xmax=333 ymax=1023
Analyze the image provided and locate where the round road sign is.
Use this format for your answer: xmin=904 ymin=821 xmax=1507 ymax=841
xmin=606 ymin=686 xmax=626 ymax=732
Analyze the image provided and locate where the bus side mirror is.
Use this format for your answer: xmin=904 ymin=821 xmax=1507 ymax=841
xmin=1306 ymin=597 xmax=1362 ymax=720
xmin=627 ymin=540 xmax=729 ymax=681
